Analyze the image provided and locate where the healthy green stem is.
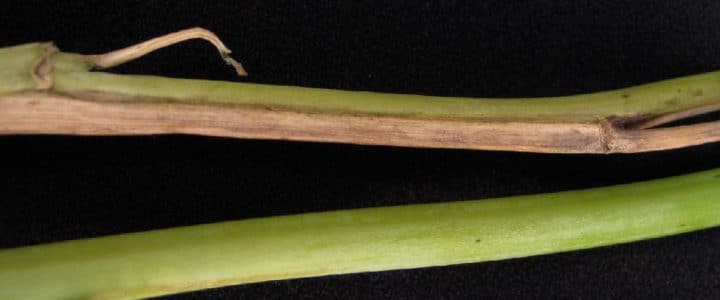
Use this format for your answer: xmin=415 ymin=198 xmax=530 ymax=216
xmin=1 ymin=168 xmax=719 ymax=299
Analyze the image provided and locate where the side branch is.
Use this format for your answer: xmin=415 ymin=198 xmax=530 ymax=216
xmin=609 ymin=120 xmax=720 ymax=152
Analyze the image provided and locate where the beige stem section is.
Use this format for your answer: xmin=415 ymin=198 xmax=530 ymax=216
xmin=85 ymin=27 xmax=247 ymax=76
xmin=2 ymin=92 xmax=719 ymax=153
xmin=0 ymin=92 xmax=602 ymax=153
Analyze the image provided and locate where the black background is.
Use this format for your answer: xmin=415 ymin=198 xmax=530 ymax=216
xmin=2 ymin=1 xmax=720 ymax=299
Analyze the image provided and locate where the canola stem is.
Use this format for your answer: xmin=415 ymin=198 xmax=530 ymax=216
xmin=1 ymin=168 xmax=719 ymax=299
xmin=3 ymin=39 xmax=720 ymax=153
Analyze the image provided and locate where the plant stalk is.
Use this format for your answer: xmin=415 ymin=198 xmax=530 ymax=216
xmin=1 ymin=168 xmax=719 ymax=299
xmin=1 ymin=28 xmax=720 ymax=153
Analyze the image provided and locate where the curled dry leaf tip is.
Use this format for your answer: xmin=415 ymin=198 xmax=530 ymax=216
xmin=86 ymin=27 xmax=247 ymax=76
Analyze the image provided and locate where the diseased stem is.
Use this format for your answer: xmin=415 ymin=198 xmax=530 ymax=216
xmin=1 ymin=168 xmax=719 ymax=299
xmin=1 ymin=28 xmax=720 ymax=152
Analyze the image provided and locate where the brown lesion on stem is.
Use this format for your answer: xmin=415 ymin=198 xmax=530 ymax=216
xmin=85 ymin=27 xmax=247 ymax=76
xmin=30 ymin=43 xmax=58 ymax=89
xmin=0 ymin=92 xmax=604 ymax=153
xmin=2 ymin=91 xmax=720 ymax=154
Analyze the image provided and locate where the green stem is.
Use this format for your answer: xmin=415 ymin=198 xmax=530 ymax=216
xmin=1 ymin=168 xmax=719 ymax=299
xmin=3 ymin=42 xmax=720 ymax=124
xmin=49 ymin=52 xmax=720 ymax=123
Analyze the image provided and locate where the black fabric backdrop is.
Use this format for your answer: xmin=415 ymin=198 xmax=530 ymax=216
xmin=2 ymin=1 xmax=720 ymax=299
